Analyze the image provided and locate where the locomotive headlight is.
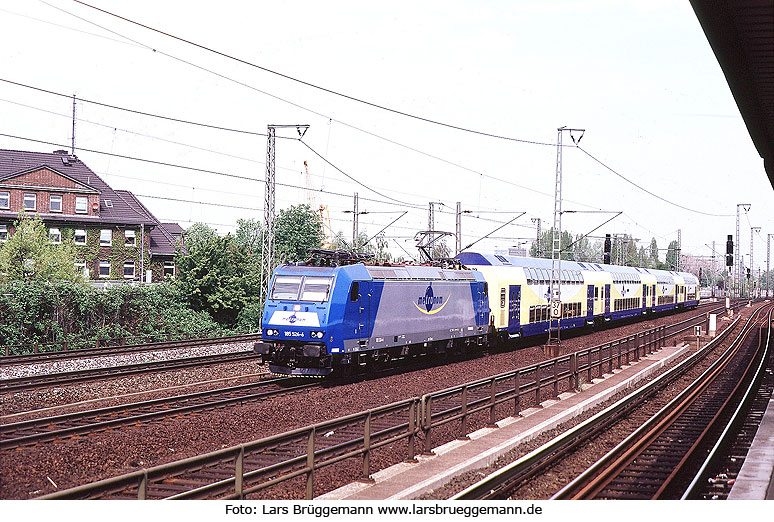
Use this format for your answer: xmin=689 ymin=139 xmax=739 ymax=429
xmin=310 ymin=331 xmax=325 ymax=339
xmin=265 ymin=329 xmax=279 ymax=337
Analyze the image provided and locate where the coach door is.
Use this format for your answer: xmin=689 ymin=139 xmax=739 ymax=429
xmin=652 ymin=285 xmax=656 ymax=309
xmin=605 ymin=284 xmax=611 ymax=315
xmin=587 ymin=285 xmax=594 ymax=319
xmin=642 ymin=284 xmax=647 ymax=309
xmin=508 ymin=285 xmax=521 ymax=334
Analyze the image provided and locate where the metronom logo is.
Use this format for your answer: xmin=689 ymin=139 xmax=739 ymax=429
xmin=413 ymin=283 xmax=448 ymax=315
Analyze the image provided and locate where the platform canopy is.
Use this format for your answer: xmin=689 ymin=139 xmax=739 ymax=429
xmin=690 ymin=1 xmax=774 ymax=188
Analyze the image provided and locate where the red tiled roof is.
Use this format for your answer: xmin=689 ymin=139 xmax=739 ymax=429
xmin=115 ymin=190 xmax=184 ymax=257
xmin=0 ymin=149 xmax=156 ymax=226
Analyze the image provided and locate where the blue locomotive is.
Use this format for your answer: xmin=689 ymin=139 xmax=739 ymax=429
xmin=255 ymin=250 xmax=699 ymax=376
xmin=254 ymin=252 xmax=490 ymax=376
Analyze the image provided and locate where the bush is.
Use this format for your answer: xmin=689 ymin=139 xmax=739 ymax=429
xmin=0 ymin=281 xmax=223 ymax=352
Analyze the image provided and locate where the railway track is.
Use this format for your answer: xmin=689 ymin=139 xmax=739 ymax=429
xmin=0 ymin=333 xmax=262 ymax=366
xmin=0 ymin=350 xmax=260 ymax=393
xmin=35 ymin=303 xmax=739 ymax=500
xmin=452 ymin=302 xmax=771 ymax=500
xmin=0 ymin=376 xmax=314 ymax=450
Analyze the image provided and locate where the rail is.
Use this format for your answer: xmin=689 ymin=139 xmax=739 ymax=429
xmin=420 ymin=325 xmax=669 ymax=448
xmin=452 ymin=313 xmax=743 ymax=500
xmin=37 ymin=304 xmax=730 ymax=500
xmin=1 ymin=330 xmax=259 ymax=357
xmin=40 ymin=397 xmax=421 ymax=500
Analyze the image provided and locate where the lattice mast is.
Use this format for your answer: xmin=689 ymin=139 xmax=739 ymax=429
xmin=260 ymin=126 xmax=277 ymax=304
xmin=548 ymin=127 xmax=584 ymax=347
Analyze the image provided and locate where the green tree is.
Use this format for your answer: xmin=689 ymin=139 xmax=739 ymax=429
xmin=665 ymin=240 xmax=680 ymax=270
xmin=0 ymin=213 xmax=82 ymax=283
xmin=529 ymin=228 xmax=575 ymax=261
xmin=175 ymin=224 xmax=261 ymax=327
xmin=275 ymin=204 xmax=323 ymax=262
xmin=649 ymin=238 xmax=660 ymax=268
xmin=331 ymin=231 xmax=395 ymax=263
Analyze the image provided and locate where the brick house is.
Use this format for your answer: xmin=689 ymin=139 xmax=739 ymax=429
xmin=0 ymin=149 xmax=183 ymax=283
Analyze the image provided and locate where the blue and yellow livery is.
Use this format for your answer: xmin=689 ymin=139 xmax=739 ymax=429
xmin=256 ymin=251 xmax=699 ymax=376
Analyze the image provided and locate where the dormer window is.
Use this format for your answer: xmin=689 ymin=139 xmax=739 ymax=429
xmin=104 ymin=200 xmax=113 ymax=208
xmin=75 ymin=196 xmax=87 ymax=214
xmin=24 ymin=193 xmax=36 ymax=211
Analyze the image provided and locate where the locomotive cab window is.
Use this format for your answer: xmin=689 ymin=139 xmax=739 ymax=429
xmin=350 ymin=281 xmax=359 ymax=302
xmin=270 ymin=275 xmax=302 ymax=300
xmin=300 ymin=276 xmax=333 ymax=302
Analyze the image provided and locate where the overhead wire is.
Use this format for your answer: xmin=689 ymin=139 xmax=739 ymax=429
xmin=7 ymin=4 xmax=730 ymax=247
xmin=577 ymin=145 xmax=734 ymax=218
xmin=70 ymin=0 xmax=555 ymax=147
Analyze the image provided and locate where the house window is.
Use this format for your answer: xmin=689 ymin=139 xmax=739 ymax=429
xmin=49 ymin=228 xmax=61 ymax=244
xmin=99 ymin=261 xmax=110 ymax=278
xmin=0 ymin=192 xmax=8 ymax=209
xmin=100 ymin=229 xmax=112 ymax=246
xmin=23 ymin=193 xmax=36 ymax=211
xmin=75 ymin=196 xmax=88 ymax=214
xmin=123 ymin=261 xmax=135 ymax=279
xmin=125 ymin=230 xmax=136 ymax=246
xmin=74 ymin=229 xmax=87 ymax=245
xmin=50 ymin=195 xmax=62 ymax=212
xmin=164 ymin=261 xmax=175 ymax=278
xmin=74 ymin=260 xmax=87 ymax=278
xmin=0 ymin=225 xmax=7 ymax=242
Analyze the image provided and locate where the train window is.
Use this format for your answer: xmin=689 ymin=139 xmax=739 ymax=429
xmin=483 ymin=283 xmax=488 ymax=297
xmin=350 ymin=281 xmax=359 ymax=302
xmin=594 ymin=286 xmax=599 ymax=299
xmin=300 ymin=276 xmax=334 ymax=302
xmin=270 ymin=275 xmax=302 ymax=300
xmin=500 ymin=288 xmax=506 ymax=309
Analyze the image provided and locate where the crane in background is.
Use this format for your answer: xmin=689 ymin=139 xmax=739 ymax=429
xmin=304 ymin=160 xmax=334 ymax=248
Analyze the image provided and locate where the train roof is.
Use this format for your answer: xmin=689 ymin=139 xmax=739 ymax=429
xmin=274 ymin=262 xmax=483 ymax=281
xmin=456 ymin=251 xmax=697 ymax=283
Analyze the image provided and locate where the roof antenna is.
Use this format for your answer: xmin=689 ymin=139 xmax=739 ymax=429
xmin=71 ymin=94 xmax=76 ymax=155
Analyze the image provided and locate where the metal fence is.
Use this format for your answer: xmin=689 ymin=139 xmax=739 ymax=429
xmin=40 ymin=307 xmax=721 ymax=500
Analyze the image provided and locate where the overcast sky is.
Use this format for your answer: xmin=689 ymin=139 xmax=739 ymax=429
xmin=1 ymin=1 xmax=771 ymax=269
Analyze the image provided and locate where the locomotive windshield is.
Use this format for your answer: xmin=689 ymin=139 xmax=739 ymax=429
xmin=269 ymin=275 xmax=333 ymax=302
xmin=300 ymin=276 xmax=333 ymax=302
xmin=270 ymin=275 xmax=302 ymax=300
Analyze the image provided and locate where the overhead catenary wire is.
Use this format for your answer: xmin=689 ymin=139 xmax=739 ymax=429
xmin=70 ymin=0 xmax=555 ymax=147
xmin=0 ymin=131 xmax=421 ymax=210
xmin=577 ymin=145 xmax=734 ymax=218
xmin=1 ymin=14 xmax=724 ymax=246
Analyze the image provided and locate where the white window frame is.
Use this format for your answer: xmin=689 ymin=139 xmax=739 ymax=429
xmin=49 ymin=228 xmax=61 ymax=244
xmin=123 ymin=260 xmax=135 ymax=279
xmin=74 ymin=229 xmax=87 ymax=245
xmin=75 ymin=196 xmax=88 ymax=214
xmin=0 ymin=225 xmax=7 ymax=242
xmin=99 ymin=260 xmax=110 ymax=278
xmin=0 ymin=191 xmax=9 ymax=209
xmin=164 ymin=261 xmax=175 ymax=278
xmin=125 ymin=230 xmax=136 ymax=246
xmin=100 ymin=229 xmax=112 ymax=246
xmin=74 ymin=259 xmax=87 ymax=278
xmin=49 ymin=194 xmax=62 ymax=213
xmin=23 ymin=193 xmax=36 ymax=211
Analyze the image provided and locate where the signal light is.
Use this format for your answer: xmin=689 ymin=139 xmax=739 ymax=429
xmin=603 ymin=234 xmax=611 ymax=264
xmin=726 ymin=254 xmax=733 ymax=267
xmin=726 ymin=234 xmax=733 ymax=255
